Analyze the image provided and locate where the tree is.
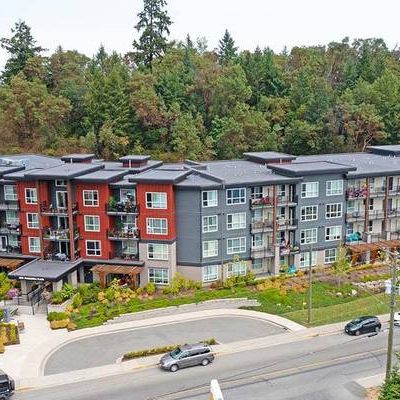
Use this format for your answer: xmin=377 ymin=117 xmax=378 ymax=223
xmin=379 ymin=353 xmax=400 ymax=400
xmin=131 ymin=0 xmax=172 ymax=69
xmin=0 ymin=273 xmax=11 ymax=300
xmin=217 ymin=29 xmax=238 ymax=64
xmin=331 ymin=246 xmax=351 ymax=287
xmin=0 ymin=21 xmax=45 ymax=83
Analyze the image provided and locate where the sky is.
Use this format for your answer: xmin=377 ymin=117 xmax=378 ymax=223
xmin=1 ymin=0 xmax=400 ymax=69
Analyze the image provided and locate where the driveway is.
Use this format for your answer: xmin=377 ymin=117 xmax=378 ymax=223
xmin=44 ymin=315 xmax=284 ymax=375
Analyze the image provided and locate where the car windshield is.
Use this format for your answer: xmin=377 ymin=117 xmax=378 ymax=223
xmin=169 ymin=347 xmax=182 ymax=359
xmin=350 ymin=318 xmax=363 ymax=325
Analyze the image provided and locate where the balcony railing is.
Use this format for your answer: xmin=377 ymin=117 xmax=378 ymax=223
xmin=368 ymin=209 xmax=385 ymax=219
xmin=345 ymin=211 xmax=365 ymax=222
xmin=0 ymin=223 xmax=21 ymax=234
xmin=109 ymin=251 xmax=139 ymax=261
xmin=388 ymin=186 xmax=400 ymax=196
xmin=250 ymin=196 xmax=274 ymax=208
xmin=250 ymin=220 xmax=274 ymax=232
xmin=106 ymin=201 xmax=139 ymax=215
xmin=369 ymin=186 xmax=386 ymax=197
xmin=276 ymin=194 xmax=297 ymax=205
xmin=279 ymin=243 xmax=300 ymax=255
xmin=0 ymin=245 xmax=22 ymax=255
xmin=40 ymin=202 xmax=78 ymax=216
xmin=276 ymin=218 xmax=297 ymax=230
xmin=42 ymin=227 xmax=80 ymax=241
xmin=0 ymin=200 xmax=19 ymax=210
xmin=387 ymin=208 xmax=400 ymax=218
xmin=107 ymin=228 xmax=140 ymax=241
xmin=346 ymin=187 xmax=368 ymax=199
xmin=251 ymin=246 xmax=274 ymax=258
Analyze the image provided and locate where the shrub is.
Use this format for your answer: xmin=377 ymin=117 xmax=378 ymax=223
xmin=145 ymin=282 xmax=156 ymax=295
xmin=78 ymin=283 xmax=101 ymax=305
xmin=161 ymin=273 xmax=201 ymax=296
xmin=50 ymin=291 xmax=65 ymax=304
xmin=50 ymin=320 xmax=69 ymax=330
xmin=0 ymin=323 xmax=20 ymax=345
xmin=61 ymin=283 xmax=75 ymax=300
xmin=72 ymin=293 xmax=83 ymax=308
xmin=47 ymin=311 xmax=68 ymax=322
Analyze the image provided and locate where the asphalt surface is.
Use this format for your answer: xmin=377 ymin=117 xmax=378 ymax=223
xmin=19 ymin=327 xmax=400 ymax=400
xmin=44 ymin=316 xmax=285 ymax=375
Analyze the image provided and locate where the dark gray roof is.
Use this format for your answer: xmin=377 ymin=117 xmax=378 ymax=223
xmin=367 ymin=145 xmax=400 ymax=156
xmin=0 ymin=166 xmax=25 ymax=177
xmin=110 ymin=174 xmax=137 ymax=188
xmin=269 ymin=161 xmax=356 ymax=177
xmin=133 ymin=168 xmax=191 ymax=183
xmin=23 ymin=163 xmax=104 ymax=180
xmin=74 ymin=170 xmax=127 ymax=183
xmin=0 ymin=154 xmax=62 ymax=169
xmin=101 ymin=160 xmax=163 ymax=173
xmin=244 ymin=151 xmax=296 ymax=163
xmin=119 ymin=155 xmax=151 ymax=162
xmin=175 ymin=173 xmax=222 ymax=189
xmin=61 ymin=153 xmax=95 ymax=162
xmin=9 ymin=260 xmax=81 ymax=281
xmin=4 ymin=168 xmax=43 ymax=179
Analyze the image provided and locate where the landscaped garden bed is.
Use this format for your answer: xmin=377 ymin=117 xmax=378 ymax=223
xmin=0 ymin=322 xmax=20 ymax=353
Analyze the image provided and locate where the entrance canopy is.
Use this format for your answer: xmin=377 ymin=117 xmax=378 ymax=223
xmin=0 ymin=258 xmax=24 ymax=271
xmin=347 ymin=239 xmax=400 ymax=254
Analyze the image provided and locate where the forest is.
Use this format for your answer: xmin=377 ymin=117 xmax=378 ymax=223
xmin=1 ymin=0 xmax=400 ymax=161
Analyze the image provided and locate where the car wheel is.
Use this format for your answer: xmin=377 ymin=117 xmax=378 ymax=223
xmin=170 ymin=364 xmax=179 ymax=372
xmin=355 ymin=330 xmax=360 ymax=336
xmin=375 ymin=326 xmax=380 ymax=333
xmin=201 ymin=358 xmax=210 ymax=366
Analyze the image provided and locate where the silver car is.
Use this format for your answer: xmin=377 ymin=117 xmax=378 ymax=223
xmin=159 ymin=343 xmax=215 ymax=372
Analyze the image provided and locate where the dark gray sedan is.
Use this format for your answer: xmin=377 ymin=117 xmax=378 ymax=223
xmin=159 ymin=343 xmax=215 ymax=372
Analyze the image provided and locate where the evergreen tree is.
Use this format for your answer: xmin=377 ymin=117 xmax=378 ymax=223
xmin=217 ymin=29 xmax=238 ymax=64
xmin=132 ymin=0 xmax=172 ymax=69
xmin=0 ymin=21 xmax=45 ymax=83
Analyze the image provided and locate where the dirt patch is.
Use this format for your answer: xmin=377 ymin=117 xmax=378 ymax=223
xmin=366 ymin=387 xmax=380 ymax=400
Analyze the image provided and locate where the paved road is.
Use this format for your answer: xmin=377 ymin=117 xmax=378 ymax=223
xmin=20 ymin=328 xmax=400 ymax=400
xmin=44 ymin=316 xmax=284 ymax=375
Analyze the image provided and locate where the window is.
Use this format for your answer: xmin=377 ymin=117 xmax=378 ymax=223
xmin=227 ymin=261 xmax=247 ymax=277
xmin=28 ymin=237 xmax=40 ymax=253
xmin=56 ymin=191 xmax=68 ymax=209
xmin=325 ymin=226 xmax=342 ymax=241
xmin=4 ymin=185 xmax=17 ymax=201
xmin=326 ymin=203 xmax=342 ymax=219
xmin=324 ymin=248 xmax=337 ymax=264
xmin=226 ymin=188 xmax=246 ymax=205
xmin=202 ymin=190 xmax=217 ymax=207
xmin=252 ymin=233 xmax=263 ymax=248
xmin=8 ymin=235 xmax=18 ymax=247
xmin=84 ymin=215 xmax=100 ymax=232
xmin=252 ymin=259 xmax=263 ymax=270
xmin=300 ymin=205 xmax=318 ymax=222
xmin=83 ymin=190 xmax=99 ymax=207
xmin=121 ymin=214 xmax=136 ymax=231
xmin=301 ymin=182 xmax=318 ymax=198
xmin=368 ymin=198 xmax=374 ymax=211
xmin=120 ymin=189 xmax=135 ymax=202
xmin=86 ymin=240 xmax=101 ymax=256
xmin=202 ymin=240 xmax=218 ymax=258
xmin=278 ymin=184 xmax=286 ymax=198
xmin=148 ymin=268 xmax=169 ymax=285
xmin=300 ymin=228 xmax=317 ymax=244
xmin=146 ymin=218 xmax=168 ymax=235
xmin=26 ymin=213 xmax=39 ymax=229
xmin=55 ymin=180 xmax=66 ymax=187
xmin=368 ymin=220 xmax=373 ymax=233
xmin=347 ymin=200 xmax=355 ymax=213
xmin=202 ymin=215 xmax=218 ymax=233
xmin=227 ymin=237 xmax=246 ymax=254
xmin=5 ymin=210 xmax=18 ymax=224
xmin=251 ymin=186 xmax=263 ymax=199
xmin=227 ymin=212 xmax=246 ymax=230
xmin=147 ymin=243 xmax=168 ymax=260
xmin=326 ymin=180 xmax=343 ymax=196
xmin=203 ymin=265 xmax=219 ymax=282
xmin=300 ymin=251 xmax=317 ymax=268
xmin=146 ymin=192 xmax=167 ymax=209
xmin=25 ymin=188 xmax=37 ymax=204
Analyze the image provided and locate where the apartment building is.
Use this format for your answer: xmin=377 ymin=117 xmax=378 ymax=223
xmin=3 ymin=145 xmax=400 ymax=291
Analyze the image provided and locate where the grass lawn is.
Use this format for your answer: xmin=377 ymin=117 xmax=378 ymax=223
xmin=70 ymin=281 xmax=388 ymax=329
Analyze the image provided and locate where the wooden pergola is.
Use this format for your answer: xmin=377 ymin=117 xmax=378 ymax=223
xmin=91 ymin=264 xmax=142 ymax=288
xmin=346 ymin=240 xmax=400 ymax=263
xmin=0 ymin=258 xmax=24 ymax=271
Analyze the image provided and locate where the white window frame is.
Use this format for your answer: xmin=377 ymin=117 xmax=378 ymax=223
xmin=202 ymin=240 xmax=218 ymax=258
xmin=56 ymin=191 xmax=68 ymax=209
xmin=146 ymin=218 xmax=168 ymax=235
xmin=326 ymin=203 xmax=343 ymax=219
xmin=5 ymin=210 xmax=18 ymax=224
xmin=300 ymin=205 xmax=318 ymax=222
xmin=85 ymin=240 xmax=101 ymax=256
xmin=324 ymin=248 xmax=337 ymax=264
xmin=202 ymin=190 xmax=218 ymax=207
xmin=25 ymin=188 xmax=37 ymax=204
xmin=326 ymin=180 xmax=343 ymax=196
xmin=226 ymin=188 xmax=246 ymax=205
xmin=84 ymin=215 xmax=100 ymax=232
xmin=147 ymin=243 xmax=168 ymax=260
xmin=325 ymin=225 xmax=342 ymax=241
xmin=300 ymin=251 xmax=317 ymax=268
xmin=148 ymin=268 xmax=169 ymax=285
xmin=83 ymin=190 xmax=99 ymax=207
xmin=4 ymin=185 xmax=17 ymax=201
xmin=28 ymin=237 xmax=41 ymax=253
xmin=227 ymin=237 xmax=246 ymax=254
xmin=227 ymin=212 xmax=246 ymax=230
xmin=300 ymin=228 xmax=318 ymax=245
xmin=202 ymin=215 xmax=218 ymax=233
xmin=55 ymin=179 xmax=67 ymax=187
xmin=146 ymin=192 xmax=167 ymax=209
xmin=203 ymin=265 xmax=219 ymax=282
xmin=227 ymin=261 xmax=247 ymax=277
xmin=301 ymin=182 xmax=319 ymax=198
xmin=26 ymin=213 xmax=39 ymax=229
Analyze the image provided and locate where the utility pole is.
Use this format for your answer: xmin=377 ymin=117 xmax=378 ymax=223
xmin=307 ymin=243 xmax=313 ymax=325
xmin=386 ymin=249 xmax=398 ymax=380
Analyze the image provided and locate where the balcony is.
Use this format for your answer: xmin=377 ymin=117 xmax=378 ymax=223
xmin=250 ymin=196 xmax=273 ymax=209
xmin=369 ymin=186 xmax=386 ymax=197
xmin=387 ymin=208 xmax=400 ymax=218
xmin=368 ymin=209 xmax=385 ymax=220
xmin=42 ymin=227 xmax=80 ymax=241
xmin=276 ymin=194 xmax=297 ymax=206
xmin=109 ymin=251 xmax=139 ymax=261
xmin=276 ymin=218 xmax=297 ymax=230
xmin=0 ymin=223 xmax=21 ymax=235
xmin=107 ymin=228 xmax=140 ymax=241
xmin=40 ymin=202 xmax=78 ymax=216
xmin=106 ymin=201 xmax=139 ymax=215
xmin=388 ymin=186 xmax=400 ymax=197
xmin=0 ymin=245 xmax=22 ymax=255
xmin=346 ymin=187 xmax=368 ymax=199
xmin=0 ymin=200 xmax=19 ymax=211
xmin=345 ymin=211 xmax=365 ymax=222
xmin=251 ymin=246 xmax=274 ymax=258
xmin=250 ymin=220 xmax=274 ymax=233
xmin=280 ymin=243 xmax=300 ymax=255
